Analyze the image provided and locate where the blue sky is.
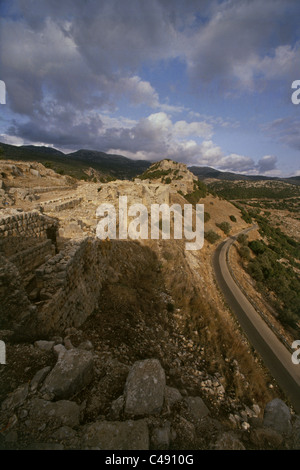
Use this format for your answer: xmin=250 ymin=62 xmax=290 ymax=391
xmin=0 ymin=0 xmax=300 ymax=176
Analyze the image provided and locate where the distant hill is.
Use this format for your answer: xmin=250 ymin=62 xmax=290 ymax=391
xmin=0 ymin=141 xmax=298 ymax=185
xmin=188 ymin=165 xmax=300 ymax=186
xmin=0 ymin=142 xmax=151 ymax=181
xmin=67 ymin=149 xmax=151 ymax=179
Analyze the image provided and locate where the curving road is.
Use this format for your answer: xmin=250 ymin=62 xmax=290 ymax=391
xmin=213 ymin=226 xmax=300 ymax=414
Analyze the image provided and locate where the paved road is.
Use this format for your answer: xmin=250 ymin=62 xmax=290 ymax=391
xmin=213 ymin=226 xmax=300 ymax=414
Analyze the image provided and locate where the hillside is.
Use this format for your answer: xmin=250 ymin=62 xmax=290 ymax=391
xmin=1 ymin=142 xmax=299 ymax=187
xmin=0 ymin=142 xmax=151 ymax=182
xmin=1 ymin=157 xmax=300 ymax=449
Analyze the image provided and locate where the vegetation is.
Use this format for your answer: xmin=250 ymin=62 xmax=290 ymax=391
xmin=183 ymin=180 xmax=207 ymax=206
xmin=204 ymin=230 xmax=221 ymax=244
xmin=204 ymin=212 xmax=211 ymax=223
xmin=216 ymin=221 xmax=231 ymax=235
xmin=208 ymin=180 xmax=300 ymax=200
xmin=235 ymin=209 xmax=300 ymax=329
xmin=229 ymin=215 xmax=237 ymax=222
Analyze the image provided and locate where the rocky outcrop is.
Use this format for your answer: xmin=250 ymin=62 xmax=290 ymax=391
xmin=40 ymin=348 xmax=94 ymax=400
xmin=1 ymin=350 xmax=299 ymax=450
xmin=124 ymin=359 xmax=166 ymax=417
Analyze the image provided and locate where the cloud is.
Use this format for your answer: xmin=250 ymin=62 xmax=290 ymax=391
xmin=263 ymin=117 xmax=300 ymax=151
xmin=256 ymin=155 xmax=278 ymax=173
xmin=184 ymin=0 xmax=300 ymax=92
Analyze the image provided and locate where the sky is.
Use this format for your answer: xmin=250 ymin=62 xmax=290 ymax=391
xmin=0 ymin=0 xmax=300 ymax=177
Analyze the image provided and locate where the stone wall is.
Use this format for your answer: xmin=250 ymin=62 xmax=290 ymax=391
xmin=25 ymin=238 xmax=110 ymax=336
xmin=39 ymin=197 xmax=83 ymax=213
xmin=0 ymin=210 xmax=58 ymax=257
xmin=10 ymin=240 xmax=54 ymax=282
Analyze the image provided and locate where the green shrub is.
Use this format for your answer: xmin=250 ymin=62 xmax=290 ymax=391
xmin=239 ymin=245 xmax=251 ymax=260
xmin=248 ymin=240 xmax=266 ymax=255
xmin=237 ymin=234 xmax=248 ymax=245
xmin=216 ymin=221 xmax=231 ymax=235
xmin=204 ymin=230 xmax=221 ymax=244
xmin=229 ymin=215 xmax=237 ymax=222
xmin=204 ymin=212 xmax=211 ymax=223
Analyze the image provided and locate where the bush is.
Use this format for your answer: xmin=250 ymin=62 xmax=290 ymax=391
xmin=204 ymin=212 xmax=211 ymax=223
xmin=164 ymin=177 xmax=171 ymax=184
xmin=248 ymin=240 xmax=266 ymax=255
xmin=204 ymin=230 xmax=221 ymax=244
xmin=239 ymin=245 xmax=251 ymax=261
xmin=229 ymin=215 xmax=237 ymax=222
xmin=216 ymin=221 xmax=231 ymax=235
xmin=237 ymin=233 xmax=248 ymax=245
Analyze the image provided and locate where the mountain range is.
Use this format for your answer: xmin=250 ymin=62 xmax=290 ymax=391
xmin=0 ymin=142 xmax=299 ymax=184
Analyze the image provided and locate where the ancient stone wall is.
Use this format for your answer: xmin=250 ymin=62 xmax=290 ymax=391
xmin=0 ymin=210 xmax=58 ymax=257
xmin=39 ymin=196 xmax=83 ymax=213
xmin=31 ymin=238 xmax=111 ymax=336
xmin=10 ymin=240 xmax=54 ymax=281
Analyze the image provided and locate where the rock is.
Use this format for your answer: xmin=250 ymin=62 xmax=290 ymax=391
xmin=164 ymin=386 xmax=182 ymax=408
xmin=30 ymin=366 xmax=51 ymax=392
xmin=184 ymin=396 xmax=210 ymax=423
xmin=1 ymin=384 xmax=29 ymax=411
xmin=249 ymin=427 xmax=284 ymax=449
xmin=110 ymin=396 xmax=125 ymax=420
xmin=252 ymin=404 xmax=261 ymax=417
xmin=81 ymin=420 xmax=149 ymax=450
xmin=51 ymin=426 xmax=79 ymax=447
xmin=41 ymin=348 xmax=94 ymax=400
xmin=53 ymin=344 xmax=66 ymax=359
xmin=34 ymin=340 xmax=55 ymax=352
xmin=214 ymin=432 xmax=246 ymax=450
xmin=172 ymin=416 xmax=196 ymax=446
xmin=64 ymin=337 xmax=74 ymax=350
xmin=263 ymin=398 xmax=292 ymax=435
xmin=151 ymin=423 xmax=171 ymax=449
xmin=26 ymin=443 xmax=64 ymax=450
xmin=124 ymin=359 xmax=166 ymax=416
xmin=291 ymin=416 xmax=300 ymax=449
xmin=241 ymin=421 xmax=250 ymax=431
xmin=78 ymin=340 xmax=94 ymax=351
xmin=29 ymin=398 xmax=80 ymax=428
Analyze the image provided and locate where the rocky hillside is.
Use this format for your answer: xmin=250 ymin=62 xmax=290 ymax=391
xmin=0 ymin=158 xmax=299 ymax=450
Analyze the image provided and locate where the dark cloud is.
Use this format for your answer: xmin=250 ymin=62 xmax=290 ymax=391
xmin=186 ymin=0 xmax=300 ymax=91
xmin=263 ymin=117 xmax=300 ymax=151
xmin=0 ymin=0 xmax=298 ymax=173
xmin=256 ymin=155 xmax=278 ymax=173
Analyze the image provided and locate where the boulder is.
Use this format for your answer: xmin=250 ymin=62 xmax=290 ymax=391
xmin=164 ymin=386 xmax=182 ymax=408
xmin=30 ymin=366 xmax=51 ymax=392
xmin=34 ymin=340 xmax=55 ymax=352
xmin=41 ymin=348 xmax=93 ymax=400
xmin=124 ymin=359 xmax=166 ymax=416
xmin=263 ymin=398 xmax=292 ymax=435
xmin=29 ymin=398 xmax=80 ymax=428
xmin=249 ymin=427 xmax=284 ymax=449
xmin=214 ymin=432 xmax=246 ymax=450
xmin=82 ymin=420 xmax=149 ymax=450
xmin=184 ymin=396 xmax=210 ymax=423
xmin=1 ymin=384 xmax=28 ymax=411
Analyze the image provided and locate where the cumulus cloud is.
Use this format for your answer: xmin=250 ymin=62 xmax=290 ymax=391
xmin=0 ymin=0 xmax=298 ymax=174
xmin=256 ymin=155 xmax=278 ymax=173
xmin=185 ymin=0 xmax=300 ymax=91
